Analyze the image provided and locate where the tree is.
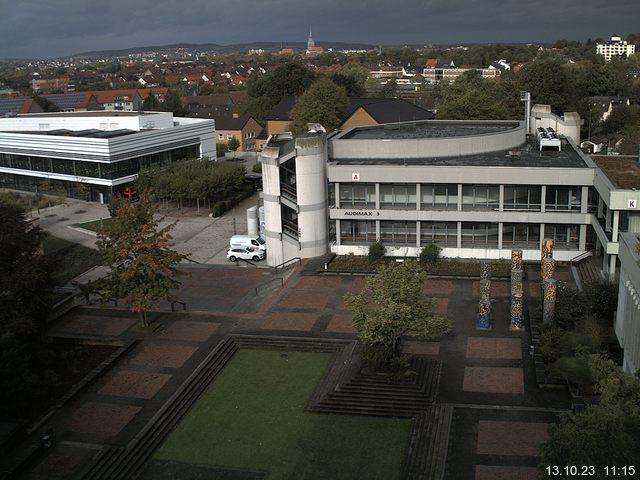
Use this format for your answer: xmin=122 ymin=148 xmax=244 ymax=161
xmin=142 ymin=92 xmax=160 ymax=111
xmin=0 ymin=203 xmax=52 ymax=337
xmin=289 ymin=78 xmax=349 ymax=134
xmin=96 ymin=196 xmax=187 ymax=326
xmin=344 ymin=261 xmax=451 ymax=370
xmin=160 ymin=90 xmax=185 ymax=116
xmin=227 ymin=137 xmax=240 ymax=153
xmin=540 ymin=354 xmax=640 ymax=473
xmin=519 ymin=57 xmax=574 ymax=112
xmin=382 ymin=79 xmax=397 ymax=98
xmin=216 ymin=142 xmax=228 ymax=158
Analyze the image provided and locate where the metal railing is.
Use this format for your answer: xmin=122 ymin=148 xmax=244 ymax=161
xmin=570 ymin=250 xmax=594 ymax=265
xmin=274 ymin=257 xmax=301 ymax=274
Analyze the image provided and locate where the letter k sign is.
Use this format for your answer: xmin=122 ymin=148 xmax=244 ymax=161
xmin=629 ymin=199 xmax=637 ymax=209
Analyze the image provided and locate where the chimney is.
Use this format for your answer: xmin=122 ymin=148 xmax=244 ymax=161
xmin=233 ymin=112 xmax=239 ymax=119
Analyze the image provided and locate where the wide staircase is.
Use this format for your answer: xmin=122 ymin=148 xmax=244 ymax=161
xmin=571 ymin=252 xmax=603 ymax=287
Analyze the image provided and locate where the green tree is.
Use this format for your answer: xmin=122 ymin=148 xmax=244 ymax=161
xmin=96 ymin=196 xmax=187 ymax=326
xmin=216 ymin=142 xmax=228 ymax=158
xmin=540 ymin=355 xmax=640 ymax=474
xmin=142 ymin=92 xmax=160 ymax=111
xmin=519 ymin=57 xmax=574 ymax=112
xmin=382 ymin=79 xmax=397 ymax=98
xmin=0 ymin=203 xmax=52 ymax=337
xmin=161 ymin=90 xmax=185 ymax=116
xmin=344 ymin=261 xmax=451 ymax=370
xmin=436 ymin=71 xmax=510 ymax=120
xmin=227 ymin=137 xmax=240 ymax=153
xmin=289 ymin=78 xmax=349 ymax=134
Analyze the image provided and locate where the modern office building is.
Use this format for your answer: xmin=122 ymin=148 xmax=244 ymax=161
xmin=261 ymin=106 xmax=640 ymax=283
xmin=615 ymin=232 xmax=640 ymax=374
xmin=0 ymin=111 xmax=215 ymax=202
xmin=596 ymin=35 xmax=636 ymax=62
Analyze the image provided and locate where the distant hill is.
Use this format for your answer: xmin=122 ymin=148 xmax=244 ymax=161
xmin=71 ymin=41 xmax=377 ymax=58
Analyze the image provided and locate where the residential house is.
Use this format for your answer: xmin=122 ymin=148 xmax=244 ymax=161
xmin=588 ymin=96 xmax=630 ymax=122
xmin=214 ymin=113 xmax=263 ymax=152
xmin=596 ymin=35 xmax=636 ymax=62
xmin=265 ymin=97 xmax=435 ymax=136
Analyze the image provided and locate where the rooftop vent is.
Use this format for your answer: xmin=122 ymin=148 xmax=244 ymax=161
xmin=536 ymin=127 xmax=561 ymax=151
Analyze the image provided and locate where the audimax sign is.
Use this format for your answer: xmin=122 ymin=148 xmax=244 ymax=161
xmin=343 ymin=211 xmax=380 ymax=217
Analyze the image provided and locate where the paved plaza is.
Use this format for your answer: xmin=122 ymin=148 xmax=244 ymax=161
xmin=13 ymin=190 xmax=577 ymax=480
xmin=14 ymin=259 xmax=575 ymax=480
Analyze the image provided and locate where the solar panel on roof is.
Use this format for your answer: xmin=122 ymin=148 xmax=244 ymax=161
xmin=0 ymin=97 xmax=28 ymax=116
xmin=41 ymin=94 xmax=85 ymax=110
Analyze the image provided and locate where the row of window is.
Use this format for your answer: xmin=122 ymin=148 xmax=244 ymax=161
xmin=0 ymin=145 xmax=199 ymax=180
xmin=336 ymin=183 xmax=596 ymax=212
xmin=338 ymin=220 xmax=580 ymax=249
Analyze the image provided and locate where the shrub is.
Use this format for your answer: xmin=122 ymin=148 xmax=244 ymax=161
xmin=252 ymin=162 xmax=262 ymax=173
xmin=419 ymin=243 xmax=441 ymax=264
xmin=211 ymin=201 xmax=226 ymax=217
xmin=368 ymin=241 xmax=385 ymax=261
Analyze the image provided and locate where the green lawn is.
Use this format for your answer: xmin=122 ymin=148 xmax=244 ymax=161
xmin=42 ymin=235 xmax=101 ymax=285
xmin=73 ymin=217 xmax=112 ymax=232
xmin=155 ymin=350 xmax=412 ymax=480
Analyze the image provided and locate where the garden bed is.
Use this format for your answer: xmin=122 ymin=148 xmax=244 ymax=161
xmin=324 ymin=254 xmax=511 ymax=277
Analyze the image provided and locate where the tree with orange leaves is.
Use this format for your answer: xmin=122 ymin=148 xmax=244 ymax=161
xmin=96 ymin=195 xmax=186 ymax=326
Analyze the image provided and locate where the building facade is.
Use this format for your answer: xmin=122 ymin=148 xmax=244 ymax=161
xmin=260 ymin=109 xmax=640 ymax=282
xmin=596 ymin=36 xmax=636 ymax=62
xmin=0 ymin=111 xmax=215 ymax=202
xmin=615 ymin=232 xmax=640 ymax=374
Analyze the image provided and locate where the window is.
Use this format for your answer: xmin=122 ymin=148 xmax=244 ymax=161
xmin=380 ymin=221 xmax=416 ymax=245
xmin=503 ymin=185 xmax=541 ymax=211
xmin=218 ymin=134 xmax=224 ymax=140
xmin=340 ymin=220 xmax=376 ymax=244
xmin=502 ymin=223 xmax=540 ymax=247
xmin=380 ymin=184 xmax=416 ymax=209
xmin=544 ymin=224 xmax=579 ymax=249
xmin=462 ymin=185 xmax=499 ymax=210
xmin=545 ymin=186 xmax=581 ymax=211
xmin=420 ymin=221 xmax=457 ymax=246
xmin=227 ymin=134 xmax=234 ymax=140
xmin=421 ymin=184 xmax=457 ymax=210
xmin=339 ymin=183 xmax=376 ymax=208
xmin=461 ymin=222 xmax=499 ymax=246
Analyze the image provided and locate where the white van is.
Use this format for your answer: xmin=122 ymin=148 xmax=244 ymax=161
xmin=229 ymin=235 xmax=266 ymax=252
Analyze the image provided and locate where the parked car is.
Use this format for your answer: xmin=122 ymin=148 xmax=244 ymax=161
xmin=227 ymin=247 xmax=265 ymax=262
xmin=229 ymin=235 xmax=266 ymax=252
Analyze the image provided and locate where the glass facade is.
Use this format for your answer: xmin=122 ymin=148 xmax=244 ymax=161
xmin=420 ymin=221 xmax=457 ymax=246
xmin=544 ymin=224 xmax=580 ymax=249
xmin=502 ymin=223 xmax=540 ymax=247
xmin=380 ymin=221 xmax=416 ymax=245
xmin=462 ymin=185 xmax=499 ymax=210
xmin=339 ymin=183 xmax=376 ymax=208
xmin=380 ymin=184 xmax=416 ymax=209
xmin=503 ymin=185 xmax=541 ymax=211
xmin=461 ymin=222 xmax=499 ymax=247
xmin=421 ymin=184 xmax=457 ymax=210
xmin=340 ymin=220 xmax=376 ymax=244
xmin=545 ymin=186 xmax=581 ymax=211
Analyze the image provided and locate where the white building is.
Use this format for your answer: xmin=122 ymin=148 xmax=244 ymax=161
xmin=596 ymin=36 xmax=636 ymax=62
xmin=0 ymin=111 xmax=215 ymax=202
xmin=615 ymin=232 xmax=640 ymax=374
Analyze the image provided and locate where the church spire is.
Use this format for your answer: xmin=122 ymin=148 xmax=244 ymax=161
xmin=307 ymin=26 xmax=315 ymax=50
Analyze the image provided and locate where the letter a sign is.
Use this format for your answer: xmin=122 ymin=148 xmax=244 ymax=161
xmin=352 ymin=173 xmax=360 ymax=181
xmin=629 ymin=199 xmax=637 ymax=209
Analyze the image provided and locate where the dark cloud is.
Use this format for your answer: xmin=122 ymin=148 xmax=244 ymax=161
xmin=0 ymin=0 xmax=638 ymax=58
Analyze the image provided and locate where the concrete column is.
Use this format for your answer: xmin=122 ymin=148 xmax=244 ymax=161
xmin=335 ymin=219 xmax=341 ymax=246
xmin=612 ymin=210 xmax=620 ymax=242
xmin=598 ymin=196 xmax=604 ymax=218
xmin=606 ymin=206 xmax=612 ymax=232
xmin=498 ymin=223 xmax=503 ymax=250
xmin=416 ymin=221 xmax=420 ymax=247
xmin=499 ymin=184 xmax=504 ymax=212
xmin=375 ymin=183 xmax=380 ymax=210
xmin=581 ymin=186 xmax=589 ymax=214
xmin=540 ymin=185 xmax=546 ymax=213
xmin=579 ymin=224 xmax=587 ymax=251
xmin=335 ymin=183 xmax=340 ymax=208
xmin=457 ymin=221 xmax=462 ymax=249
xmin=415 ymin=183 xmax=421 ymax=211
xmin=539 ymin=224 xmax=545 ymax=251
xmin=376 ymin=220 xmax=380 ymax=242
xmin=609 ymin=254 xmax=617 ymax=280
xmin=457 ymin=184 xmax=463 ymax=211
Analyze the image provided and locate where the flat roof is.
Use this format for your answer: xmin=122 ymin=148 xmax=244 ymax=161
xmin=331 ymin=137 xmax=588 ymax=169
xmin=17 ymin=111 xmax=157 ymax=118
xmin=341 ymin=121 xmax=520 ymax=140
xmin=593 ymin=156 xmax=640 ymax=189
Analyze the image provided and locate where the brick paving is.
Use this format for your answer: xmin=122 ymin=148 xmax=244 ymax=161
xmin=466 ymin=337 xmax=522 ymax=360
xmin=529 ymin=282 xmax=541 ymax=298
xmin=475 ymin=465 xmax=538 ymax=480
xmin=472 ymin=281 xmax=511 ymax=297
xmin=65 ymin=402 xmax=141 ymax=436
xmin=263 ymin=311 xmax=320 ymax=331
xmin=476 ymin=420 xmax=549 ymax=456
xmin=160 ymin=321 xmax=219 ymax=342
xmin=279 ymin=291 xmax=331 ymax=309
xmin=433 ymin=297 xmax=449 ymax=315
xmin=50 ymin=315 xmax=136 ymax=337
xmin=463 ymin=367 xmax=524 ymax=394
xmin=130 ymin=344 xmax=197 ymax=369
xmin=423 ymin=279 xmax=453 ymax=295
xmin=325 ymin=313 xmax=356 ymax=333
xmin=26 ymin=445 xmax=97 ymax=480
xmin=295 ymin=276 xmax=343 ymax=290
xmin=98 ymin=370 xmax=172 ymax=399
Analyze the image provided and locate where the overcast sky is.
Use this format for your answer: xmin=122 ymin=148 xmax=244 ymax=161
xmin=1 ymin=0 xmax=638 ymax=59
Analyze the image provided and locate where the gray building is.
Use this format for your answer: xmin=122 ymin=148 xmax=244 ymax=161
xmin=260 ymin=108 xmax=640 ymax=282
